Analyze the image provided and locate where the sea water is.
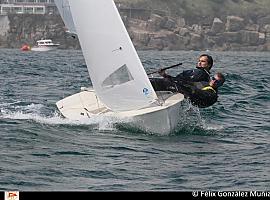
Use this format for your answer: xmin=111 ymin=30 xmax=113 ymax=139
xmin=0 ymin=49 xmax=269 ymax=191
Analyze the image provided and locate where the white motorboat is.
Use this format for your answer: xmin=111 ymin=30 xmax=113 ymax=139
xmin=31 ymin=39 xmax=60 ymax=52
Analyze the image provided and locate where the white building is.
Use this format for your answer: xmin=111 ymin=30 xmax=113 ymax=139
xmin=0 ymin=0 xmax=56 ymax=15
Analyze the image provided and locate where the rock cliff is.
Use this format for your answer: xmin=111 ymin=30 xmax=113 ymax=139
xmin=1 ymin=3 xmax=270 ymax=51
xmin=0 ymin=14 xmax=80 ymax=49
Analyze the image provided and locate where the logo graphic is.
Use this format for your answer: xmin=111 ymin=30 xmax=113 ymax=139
xmin=5 ymin=191 xmax=19 ymax=200
xmin=143 ymin=88 xmax=149 ymax=96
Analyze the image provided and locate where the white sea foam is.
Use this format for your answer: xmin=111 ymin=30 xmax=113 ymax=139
xmin=203 ymin=123 xmax=224 ymax=131
xmin=0 ymin=102 xmax=130 ymax=131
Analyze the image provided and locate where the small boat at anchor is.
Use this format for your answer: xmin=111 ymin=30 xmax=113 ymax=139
xmin=31 ymin=39 xmax=60 ymax=52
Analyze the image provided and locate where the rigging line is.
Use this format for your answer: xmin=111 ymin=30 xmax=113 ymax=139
xmin=78 ymin=92 xmax=90 ymax=117
xmin=62 ymin=62 xmax=72 ymax=100
xmin=95 ymin=93 xmax=102 ymax=109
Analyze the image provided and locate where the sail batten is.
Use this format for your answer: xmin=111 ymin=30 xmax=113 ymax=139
xmin=67 ymin=0 xmax=157 ymax=111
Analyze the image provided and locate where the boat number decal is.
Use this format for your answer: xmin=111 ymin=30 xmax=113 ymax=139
xmin=143 ymin=88 xmax=149 ymax=96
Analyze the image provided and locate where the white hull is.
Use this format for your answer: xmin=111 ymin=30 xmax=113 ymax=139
xmin=31 ymin=39 xmax=60 ymax=52
xmin=31 ymin=46 xmax=58 ymax=52
xmin=56 ymin=88 xmax=184 ymax=135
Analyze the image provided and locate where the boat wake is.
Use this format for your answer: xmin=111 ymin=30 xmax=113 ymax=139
xmin=0 ymin=101 xmax=223 ymax=134
xmin=172 ymin=101 xmax=224 ymax=135
xmin=0 ymin=102 xmax=129 ymax=131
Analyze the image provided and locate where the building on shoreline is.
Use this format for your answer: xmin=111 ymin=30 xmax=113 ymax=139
xmin=0 ymin=0 xmax=56 ymax=15
xmin=0 ymin=0 xmax=166 ymax=20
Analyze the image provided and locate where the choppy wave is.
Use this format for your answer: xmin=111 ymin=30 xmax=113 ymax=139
xmin=0 ymin=104 xmax=121 ymax=132
xmin=0 ymin=49 xmax=269 ymax=191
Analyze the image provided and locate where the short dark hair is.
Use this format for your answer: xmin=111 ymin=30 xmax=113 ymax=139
xmin=200 ymin=54 xmax=213 ymax=70
xmin=216 ymin=72 xmax=225 ymax=85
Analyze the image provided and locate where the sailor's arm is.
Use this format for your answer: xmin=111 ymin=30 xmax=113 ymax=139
xmin=158 ymin=69 xmax=172 ymax=78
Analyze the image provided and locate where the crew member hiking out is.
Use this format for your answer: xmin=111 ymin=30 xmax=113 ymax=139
xmin=176 ymin=72 xmax=226 ymax=108
xmin=150 ymin=54 xmax=214 ymax=92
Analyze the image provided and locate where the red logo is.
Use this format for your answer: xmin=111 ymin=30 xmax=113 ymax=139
xmin=5 ymin=192 xmax=19 ymax=200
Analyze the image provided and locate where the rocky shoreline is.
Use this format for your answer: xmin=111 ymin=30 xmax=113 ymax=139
xmin=0 ymin=11 xmax=270 ymax=51
xmin=126 ymin=13 xmax=270 ymax=51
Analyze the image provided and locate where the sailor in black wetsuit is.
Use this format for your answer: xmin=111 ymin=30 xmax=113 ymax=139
xmin=160 ymin=72 xmax=224 ymax=108
xmin=171 ymin=54 xmax=212 ymax=83
xmin=150 ymin=54 xmax=213 ymax=92
xmin=176 ymin=72 xmax=225 ymax=108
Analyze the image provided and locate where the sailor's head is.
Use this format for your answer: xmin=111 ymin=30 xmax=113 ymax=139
xmin=210 ymin=72 xmax=225 ymax=88
xmin=197 ymin=54 xmax=213 ymax=71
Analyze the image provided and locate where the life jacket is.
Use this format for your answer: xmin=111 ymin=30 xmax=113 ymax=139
xmin=202 ymin=86 xmax=216 ymax=93
xmin=187 ymin=86 xmax=218 ymax=108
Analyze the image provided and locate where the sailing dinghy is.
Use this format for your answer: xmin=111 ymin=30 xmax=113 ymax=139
xmin=55 ymin=0 xmax=185 ymax=135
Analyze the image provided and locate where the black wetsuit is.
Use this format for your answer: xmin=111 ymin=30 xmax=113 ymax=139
xmin=174 ymin=68 xmax=210 ymax=82
xmin=150 ymin=68 xmax=218 ymax=108
xmin=178 ymin=84 xmax=218 ymax=108
xmin=150 ymin=67 xmax=210 ymax=92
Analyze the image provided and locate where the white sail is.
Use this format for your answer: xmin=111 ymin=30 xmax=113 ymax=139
xmin=54 ymin=0 xmax=76 ymax=34
xmin=68 ymin=0 xmax=158 ymax=111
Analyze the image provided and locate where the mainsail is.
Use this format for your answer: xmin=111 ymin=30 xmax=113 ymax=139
xmin=54 ymin=0 xmax=76 ymax=34
xmin=68 ymin=0 xmax=158 ymax=111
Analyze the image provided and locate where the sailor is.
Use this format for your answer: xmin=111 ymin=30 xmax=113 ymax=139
xmin=159 ymin=54 xmax=212 ymax=82
xmin=151 ymin=54 xmax=213 ymax=92
xmin=176 ymin=72 xmax=226 ymax=108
